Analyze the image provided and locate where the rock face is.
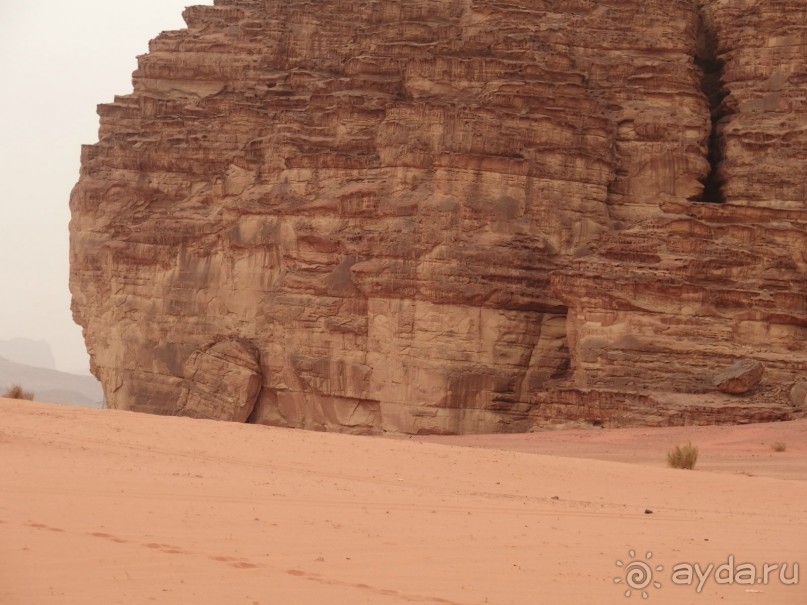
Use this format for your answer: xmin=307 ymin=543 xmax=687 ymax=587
xmin=70 ymin=0 xmax=807 ymax=433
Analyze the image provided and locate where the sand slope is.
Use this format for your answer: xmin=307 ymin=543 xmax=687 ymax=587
xmin=419 ymin=420 xmax=807 ymax=481
xmin=1 ymin=400 xmax=804 ymax=604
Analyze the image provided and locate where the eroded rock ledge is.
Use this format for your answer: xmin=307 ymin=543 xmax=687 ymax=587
xmin=70 ymin=0 xmax=807 ymax=433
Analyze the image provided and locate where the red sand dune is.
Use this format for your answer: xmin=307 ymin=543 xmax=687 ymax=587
xmin=1 ymin=399 xmax=805 ymax=604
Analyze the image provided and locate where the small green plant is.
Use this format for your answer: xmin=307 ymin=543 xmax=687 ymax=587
xmin=667 ymin=441 xmax=699 ymax=470
xmin=2 ymin=384 xmax=34 ymax=400
xmin=771 ymin=441 xmax=787 ymax=453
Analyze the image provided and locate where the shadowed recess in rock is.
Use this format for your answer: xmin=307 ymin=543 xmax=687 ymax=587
xmin=694 ymin=1 xmax=730 ymax=203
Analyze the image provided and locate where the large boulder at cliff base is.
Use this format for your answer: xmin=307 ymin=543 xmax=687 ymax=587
xmin=177 ymin=340 xmax=262 ymax=422
xmin=177 ymin=339 xmax=262 ymax=422
xmin=790 ymin=381 xmax=807 ymax=412
xmin=713 ymin=360 xmax=765 ymax=395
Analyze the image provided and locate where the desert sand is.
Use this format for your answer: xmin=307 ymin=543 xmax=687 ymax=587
xmin=1 ymin=399 xmax=804 ymax=604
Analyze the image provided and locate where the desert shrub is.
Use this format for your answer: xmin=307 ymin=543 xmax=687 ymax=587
xmin=771 ymin=441 xmax=787 ymax=453
xmin=2 ymin=384 xmax=34 ymax=400
xmin=667 ymin=442 xmax=699 ymax=470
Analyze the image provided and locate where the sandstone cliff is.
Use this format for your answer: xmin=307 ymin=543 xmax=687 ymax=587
xmin=70 ymin=0 xmax=807 ymax=433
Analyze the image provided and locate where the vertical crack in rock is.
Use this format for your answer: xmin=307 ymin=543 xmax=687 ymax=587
xmin=695 ymin=3 xmax=729 ymax=203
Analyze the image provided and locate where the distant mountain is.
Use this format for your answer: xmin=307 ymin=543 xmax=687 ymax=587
xmin=0 ymin=338 xmax=56 ymax=370
xmin=0 ymin=356 xmax=104 ymax=408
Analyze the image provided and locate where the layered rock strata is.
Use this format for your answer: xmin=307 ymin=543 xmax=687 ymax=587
xmin=70 ymin=0 xmax=806 ymax=433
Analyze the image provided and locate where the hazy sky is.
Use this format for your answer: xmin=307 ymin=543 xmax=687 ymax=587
xmin=0 ymin=1 xmax=212 ymax=373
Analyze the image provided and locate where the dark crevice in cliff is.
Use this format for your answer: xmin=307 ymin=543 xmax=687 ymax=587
xmin=694 ymin=7 xmax=730 ymax=203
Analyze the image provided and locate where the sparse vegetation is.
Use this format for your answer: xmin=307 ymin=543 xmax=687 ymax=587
xmin=771 ymin=441 xmax=787 ymax=453
xmin=2 ymin=384 xmax=34 ymax=400
xmin=667 ymin=442 xmax=699 ymax=470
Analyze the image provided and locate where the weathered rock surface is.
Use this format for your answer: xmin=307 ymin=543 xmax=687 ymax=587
xmin=712 ymin=360 xmax=764 ymax=395
xmin=177 ymin=339 xmax=261 ymax=421
xmin=70 ymin=0 xmax=806 ymax=433
xmin=790 ymin=381 xmax=807 ymax=412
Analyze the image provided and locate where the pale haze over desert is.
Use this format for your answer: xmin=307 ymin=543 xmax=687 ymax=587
xmin=1 ymin=1 xmax=806 ymax=604
xmin=0 ymin=0 xmax=211 ymax=373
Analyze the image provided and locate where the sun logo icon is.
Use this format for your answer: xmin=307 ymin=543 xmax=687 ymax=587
xmin=614 ymin=549 xmax=664 ymax=599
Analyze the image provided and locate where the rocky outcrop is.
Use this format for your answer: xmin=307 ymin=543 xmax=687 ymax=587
xmin=177 ymin=339 xmax=261 ymax=421
xmin=790 ymin=381 xmax=807 ymax=412
xmin=70 ymin=0 xmax=806 ymax=433
xmin=713 ymin=360 xmax=764 ymax=395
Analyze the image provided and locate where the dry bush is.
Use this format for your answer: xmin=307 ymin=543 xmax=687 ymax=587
xmin=2 ymin=384 xmax=34 ymax=400
xmin=667 ymin=442 xmax=699 ymax=470
xmin=771 ymin=441 xmax=787 ymax=453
